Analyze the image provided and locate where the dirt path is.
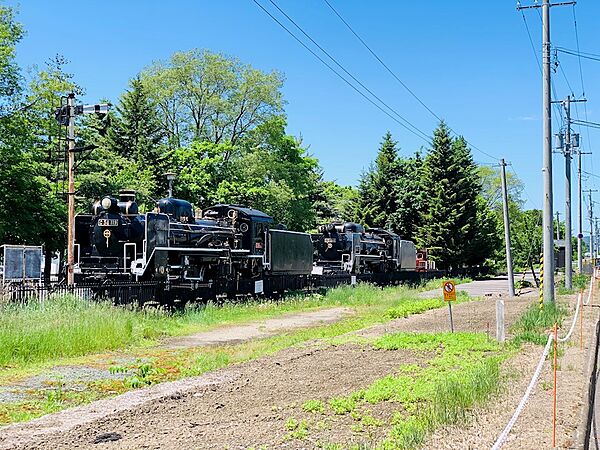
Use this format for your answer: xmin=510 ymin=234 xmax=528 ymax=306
xmin=163 ymin=307 xmax=354 ymax=348
xmin=0 ymin=294 xmax=538 ymax=450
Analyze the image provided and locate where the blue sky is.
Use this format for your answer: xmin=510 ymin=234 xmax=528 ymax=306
xmin=9 ymin=0 xmax=600 ymax=216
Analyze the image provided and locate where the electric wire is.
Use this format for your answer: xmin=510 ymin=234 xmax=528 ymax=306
xmin=321 ymin=0 xmax=443 ymax=124
xmin=571 ymin=4 xmax=595 ymax=189
xmin=556 ymin=47 xmax=600 ymax=63
xmin=572 ymin=119 xmax=600 ymax=130
xmin=254 ymin=0 xmax=432 ymax=144
xmin=321 ymin=0 xmax=500 ymax=161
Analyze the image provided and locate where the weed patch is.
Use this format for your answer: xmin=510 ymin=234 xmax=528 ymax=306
xmin=302 ymin=399 xmax=325 ymax=414
xmin=510 ymin=303 xmax=568 ymax=345
xmin=311 ymin=332 xmax=505 ymax=449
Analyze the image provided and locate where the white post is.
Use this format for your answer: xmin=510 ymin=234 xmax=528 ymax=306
xmin=496 ymin=299 xmax=505 ymax=343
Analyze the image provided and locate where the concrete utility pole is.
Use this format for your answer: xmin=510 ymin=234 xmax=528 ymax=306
xmin=66 ymin=93 xmax=76 ymax=286
xmin=541 ymin=0 xmax=555 ymax=303
xmin=578 ymin=148 xmax=583 ymax=272
xmin=554 ymin=95 xmax=585 ymax=280
xmin=500 ymin=159 xmax=515 ymax=297
xmin=518 ymin=0 xmax=575 ymax=303
xmin=585 ymin=190 xmax=597 ymax=266
xmin=564 ymin=96 xmax=573 ymax=289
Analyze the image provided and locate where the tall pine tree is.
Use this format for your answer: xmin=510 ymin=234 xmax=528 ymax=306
xmin=416 ymin=123 xmax=480 ymax=269
xmin=393 ymin=152 xmax=424 ymax=240
xmin=356 ymin=131 xmax=400 ymax=230
xmin=105 ymin=75 xmax=164 ymax=164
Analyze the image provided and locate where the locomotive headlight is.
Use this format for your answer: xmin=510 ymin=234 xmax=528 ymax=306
xmin=101 ymin=197 xmax=112 ymax=210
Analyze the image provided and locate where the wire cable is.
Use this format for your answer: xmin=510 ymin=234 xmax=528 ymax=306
xmin=322 ymin=0 xmax=443 ymax=124
xmin=571 ymin=4 xmax=594 ymax=186
xmin=321 ymin=0 xmax=500 ymax=161
xmin=250 ymin=0 xmax=433 ymax=145
xmin=258 ymin=0 xmax=432 ymax=144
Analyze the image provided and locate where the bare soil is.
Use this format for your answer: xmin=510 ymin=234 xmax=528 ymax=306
xmin=0 ymin=293 xmax=542 ymax=450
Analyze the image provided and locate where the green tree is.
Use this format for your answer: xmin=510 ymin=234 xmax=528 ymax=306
xmin=0 ymin=8 xmax=69 ymax=280
xmin=512 ymin=209 xmax=543 ymax=273
xmin=0 ymin=5 xmax=22 ymax=113
xmin=218 ymin=118 xmax=320 ymax=230
xmin=314 ymin=180 xmax=358 ymax=225
xmin=416 ymin=123 xmax=481 ymax=269
xmin=393 ymin=152 xmax=424 ymax=240
xmin=170 ymin=141 xmax=233 ymax=207
xmin=141 ymin=49 xmax=284 ymax=150
xmin=105 ymin=75 xmax=164 ymax=164
xmin=356 ymin=131 xmax=401 ymax=230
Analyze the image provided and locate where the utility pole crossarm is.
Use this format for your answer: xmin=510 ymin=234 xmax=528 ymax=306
xmin=517 ymin=1 xmax=576 ymax=9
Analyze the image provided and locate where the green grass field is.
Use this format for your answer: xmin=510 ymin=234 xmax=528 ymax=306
xmin=0 ymin=279 xmax=466 ymax=369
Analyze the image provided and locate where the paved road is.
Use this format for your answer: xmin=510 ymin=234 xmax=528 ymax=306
xmin=420 ymin=274 xmax=538 ymax=299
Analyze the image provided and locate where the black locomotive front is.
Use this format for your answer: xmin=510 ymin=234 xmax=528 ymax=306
xmin=313 ymin=222 xmax=416 ymax=274
xmin=74 ymin=190 xmax=144 ymax=279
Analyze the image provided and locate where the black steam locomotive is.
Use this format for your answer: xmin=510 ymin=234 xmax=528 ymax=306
xmin=74 ymin=190 xmax=426 ymax=302
xmin=74 ymin=191 xmax=314 ymax=298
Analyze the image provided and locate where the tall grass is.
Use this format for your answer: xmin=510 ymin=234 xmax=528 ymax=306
xmin=510 ymin=302 xmax=568 ymax=345
xmin=0 ymin=296 xmax=165 ymax=366
xmin=0 ymin=283 xmax=461 ymax=369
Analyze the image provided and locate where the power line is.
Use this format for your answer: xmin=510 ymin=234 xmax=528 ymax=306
xmin=255 ymin=0 xmax=432 ymax=144
xmin=521 ymin=10 xmax=543 ymax=73
xmin=571 ymin=5 xmax=586 ymax=96
xmin=571 ymin=3 xmax=594 ymax=185
xmin=249 ymin=0 xmax=433 ymax=145
xmin=572 ymin=119 xmax=600 ymax=130
xmin=556 ymin=47 xmax=600 ymax=63
xmin=521 ymin=9 xmax=566 ymax=128
xmin=320 ymin=0 xmax=500 ymax=162
xmin=321 ymin=0 xmax=443 ymax=123
xmin=511 ymin=166 xmax=540 ymax=210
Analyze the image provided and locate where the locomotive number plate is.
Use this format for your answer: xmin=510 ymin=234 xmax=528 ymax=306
xmin=98 ymin=219 xmax=119 ymax=227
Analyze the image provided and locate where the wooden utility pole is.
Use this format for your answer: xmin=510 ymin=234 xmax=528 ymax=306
xmin=55 ymin=93 xmax=110 ymax=286
xmin=66 ymin=93 xmax=76 ymax=286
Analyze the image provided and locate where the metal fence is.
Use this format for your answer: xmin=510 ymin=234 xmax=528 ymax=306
xmin=0 ymin=281 xmax=162 ymax=305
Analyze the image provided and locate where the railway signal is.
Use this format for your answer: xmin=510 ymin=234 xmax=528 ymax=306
xmin=54 ymin=93 xmax=110 ymax=285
